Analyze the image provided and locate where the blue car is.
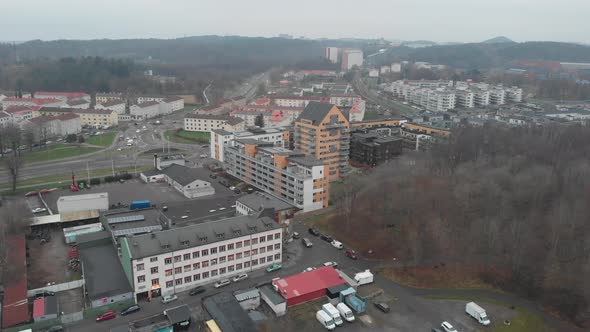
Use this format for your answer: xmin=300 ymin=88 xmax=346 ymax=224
xmin=120 ymin=304 xmax=140 ymax=316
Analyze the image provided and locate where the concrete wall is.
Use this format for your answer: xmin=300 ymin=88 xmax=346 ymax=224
xmin=90 ymin=292 xmax=134 ymax=308
xmin=61 ymin=311 xmax=83 ymax=324
xmin=27 ymin=279 xmax=85 ymax=297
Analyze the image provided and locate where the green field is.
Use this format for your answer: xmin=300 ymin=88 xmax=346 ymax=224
xmin=18 ymin=144 xmax=102 ymax=163
xmin=164 ymin=129 xmax=210 ymax=144
xmin=86 ymin=131 xmax=117 ymax=147
xmin=425 ymin=294 xmax=554 ymax=332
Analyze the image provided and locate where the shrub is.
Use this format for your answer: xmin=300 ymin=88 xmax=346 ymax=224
xmin=90 ymin=178 xmax=101 ymax=185
xmin=104 ymin=176 xmax=116 ymax=183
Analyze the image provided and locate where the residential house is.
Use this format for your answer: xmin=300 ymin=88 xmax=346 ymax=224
xmin=96 ymin=99 xmax=126 ymax=114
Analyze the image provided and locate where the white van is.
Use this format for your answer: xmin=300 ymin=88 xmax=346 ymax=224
xmin=336 ymin=302 xmax=355 ymax=322
xmin=322 ymin=303 xmax=343 ymax=326
xmin=354 ymin=269 xmax=374 ymax=285
xmin=465 ymin=302 xmax=490 ymax=325
xmin=316 ymin=310 xmax=336 ymax=330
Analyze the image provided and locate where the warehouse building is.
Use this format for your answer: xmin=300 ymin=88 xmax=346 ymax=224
xmin=272 ymin=266 xmax=346 ymax=306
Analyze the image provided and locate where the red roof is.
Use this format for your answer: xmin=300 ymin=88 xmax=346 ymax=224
xmin=36 ymin=91 xmax=89 ymax=98
xmin=33 ymin=298 xmax=45 ymax=318
xmin=254 ymin=97 xmax=270 ymax=105
xmin=273 ymin=266 xmax=345 ymax=300
xmin=3 ymin=97 xmax=60 ymax=105
xmin=270 ymin=95 xmax=323 ymax=101
xmin=2 ymin=235 xmax=29 ymax=328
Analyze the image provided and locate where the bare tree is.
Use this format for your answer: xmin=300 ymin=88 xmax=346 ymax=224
xmin=0 ymin=200 xmax=30 ymax=284
xmin=22 ymin=123 xmax=36 ymax=152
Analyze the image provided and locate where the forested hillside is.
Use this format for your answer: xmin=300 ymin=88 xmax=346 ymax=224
xmin=333 ymin=123 xmax=590 ymax=326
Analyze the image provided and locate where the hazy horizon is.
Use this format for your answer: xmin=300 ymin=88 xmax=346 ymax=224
xmin=1 ymin=0 xmax=589 ymax=44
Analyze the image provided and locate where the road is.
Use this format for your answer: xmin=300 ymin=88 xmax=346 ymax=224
xmin=352 ymin=75 xmax=415 ymax=117
xmin=224 ymin=71 xmax=270 ymax=99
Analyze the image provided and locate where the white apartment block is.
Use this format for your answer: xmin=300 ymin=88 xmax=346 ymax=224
xmin=426 ymin=91 xmax=456 ymax=112
xmin=325 ymin=47 xmax=339 ymax=63
xmin=272 ymin=96 xmax=317 ymax=108
xmin=505 ymin=87 xmax=523 ymax=102
xmin=489 ymin=89 xmax=506 ymax=105
xmin=472 ymin=89 xmax=491 ymax=106
xmin=454 ymin=89 xmax=475 ymax=108
xmin=210 ymin=127 xmax=290 ymax=163
xmin=391 ymin=63 xmax=402 ymax=73
xmin=137 ymin=95 xmax=167 ymax=104
xmin=341 ymin=49 xmax=364 ymax=71
xmin=1 ymin=97 xmax=64 ymax=109
xmin=184 ymin=114 xmax=244 ymax=133
xmin=96 ymin=93 xmax=124 ymax=104
xmin=121 ymin=214 xmax=282 ymax=299
xmin=35 ymin=92 xmax=90 ymax=102
xmin=96 ymin=100 xmax=126 ymax=114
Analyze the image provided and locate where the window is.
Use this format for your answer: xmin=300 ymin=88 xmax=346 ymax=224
xmin=274 ymin=253 xmax=281 ymax=260
xmin=192 ymin=251 xmax=200 ymax=259
xmin=183 ymin=253 xmax=191 ymax=260
xmin=236 ymin=253 xmax=243 ymax=259
xmin=267 ymin=245 xmax=273 ymax=251
xmin=244 ymin=250 xmax=250 ymax=257
xmin=137 ymin=275 xmax=145 ymax=283
xmin=165 ymin=269 xmax=173 ymax=276
xmin=228 ymin=254 xmax=234 ymax=261
xmin=274 ymin=233 xmax=280 ymax=240
xmin=166 ymin=280 xmax=173 ymax=288
xmin=184 ymin=276 xmax=192 ymax=283
xmin=252 ymin=238 xmax=258 ymax=245
xmin=202 ymin=249 xmax=209 ymax=256
xmin=259 ymin=236 xmax=265 ymax=243
xmin=175 ymin=278 xmax=182 ymax=285
xmin=211 ymin=270 xmax=218 ymax=277
xmin=219 ymin=245 xmax=226 ymax=252
xmin=252 ymin=249 xmax=258 ymax=255
xmin=228 ymin=243 xmax=234 ymax=250
xmin=174 ymin=255 xmax=181 ymax=263
xmin=274 ymin=243 xmax=280 ymax=250
xmin=193 ymin=262 xmax=200 ymax=270
xmin=202 ymin=260 xmax=209 ymax=268
xmin=211 ymin=259 xmax=217 ymax=266
xmin=244 ymin=240 xmax=250 ymax=246
xmin=150 ymin=257 xmax=158 ymax=262
xmin=259 ymin=257 xmax=265 ymax=264
xmin=236 ymin=263 xmax=243 ymax=270
xmin=193 ymin=273 xmax=200 ymax=281
xmin=151 ymin=267 xmax=158 ymax=274
xmin=136 ymin=263 xmax=144 ymax=271
xmin=174 ymin=267 xmax=182 ymax=274
xmin=202 ymin=271 xmax=209 ymax=279
xmin=152 ymin=278 xmax=159 ymax=286
xmin=211 ymin=247 xmax=217 ymax=254
xmin=236 ymin=241 xmax=242 ymax=249
xmin=220 ymin=267 xmax=226 ymax=275
xmin=260 ymin=247 xmax=266 ymax=254
xmin=184 ymin=265 xmax=191 ymax=272
xmin=252 ymin=259 xmax=258 ymax=266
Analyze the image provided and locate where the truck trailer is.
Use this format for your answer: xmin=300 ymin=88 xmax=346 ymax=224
xmin=466 ymin=302 xmax=490 ymax=326
xmin=57 ymin=193 xmax=109 ymax=214
xmin=354 ymin=270 xmax=374 ymax=286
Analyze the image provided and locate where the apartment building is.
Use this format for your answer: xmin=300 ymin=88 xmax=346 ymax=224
xmin=3 ymin=105 xmax=38 ymax=122
xmin=184 ymin=114 xmax=244 ymax=133
xmin=294 ymin=102 xmax=350 ymax=181
xmin=230 ymin=106 xmax=303 ymax=128
xmin=163 ymin=96 xmax=185 ymax=112
xmin=271 ymin=96 xmax=323 ymax=108
xmin=472 ymin=89 xmax=491 ymax=106
xmin=489 ymin=88 xmax=506 ymax=105
xmin=96 ymin=92 xmax=124 ymax=104
xmin=506 ymin=87 xmax=523 ymax=102
xmin=211 ymin=127 xmax=291 ymax=163
xmin=224 ymin=139 xmax=329 ymax=212
xmin=37 ymin=107 xmax=118 ymax=127
xmin=130 ymin=101 xmax=161 ymax=119
xmin=350 ymin=117 xmax=407 ymax=130
xmin=35 ymin=91 xmax=90 ymax=103
xmin=454 ymin=89 xmax=475 ymax=108
xmin=119 ymin=213 xmax=282 ymax=299
xmin=1 ymin=97 xmax=64 ymax=109
xmin=96 ymin=99 xmax=126 ymax=114
xmin=325 ymin=47 xmax=339 ymax=63
xmin=350 ymin=129 xmax=402 ymax=167
xmin=341 ymin=49 xmax=364 ymax=71
xmin=26 ymin=113 xmax=81 ymax=138
xmin=426 ymin=91 xmax=456 ymax=112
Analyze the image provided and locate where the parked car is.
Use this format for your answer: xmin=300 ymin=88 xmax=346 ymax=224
xmin=43 ymin=325 xmax=64 ymax=332
xmin=441 ymin=321 xmax=458 ymax=332
xmin=323 ymin=261 xmax=338 ymax=268
xmin=302 ymin=238 xmax=313 ymax=248
xmin=232 ymin=273 xmax=249 ymax=282
xmin=214 ymin=279 xmax=231 ymax=288
xmin=189 ymin=286 xmax=206 ymax=296
xmin=161 ymin=294 xmax=178 ymax=304
xmin=31 ymin=207 xmax=47 ymax=214
xmin=34 ymin=290 xmax=55 ymax=298
xmin=331 ymin=240 xmax=344 ymax=249
xmin=345 ymin=249 xmax=358 ymax=260
xmin=374 ymin=302 xmax=390 ymax=313
xmin=120 ymin=304 xmax=140 ymax=316
xmin=266 ymin=263 xmax=282 ymax=272
xmin=96 ymin=310 xmax=116 ymax=322
xmin=308 ymin=228 xmax=320 ymax=236
xmin=321 ymin=234 xmax=333 ymax=243
xmin=292 ymin=232 xmax=300 ymax=239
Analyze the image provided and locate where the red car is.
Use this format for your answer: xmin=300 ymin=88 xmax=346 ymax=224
xmin=96 ymin=310 xmax=116 ymax=322
xmin=345 ymin=249 xmax=358 ymax=260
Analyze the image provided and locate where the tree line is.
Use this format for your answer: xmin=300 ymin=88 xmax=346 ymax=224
xmin=333 ymin=123 xmax=590 ymax=327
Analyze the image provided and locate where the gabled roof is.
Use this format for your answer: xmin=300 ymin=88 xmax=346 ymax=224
xmin=66 ymin=99 xmax=89 ymax=106
xmin=137 ymin=101 xmax=160 ymax=108
xmin=3 ymin=97 xmax=60 ymax=105
xmin=160 ymin=164 xmax=207 ymax=186
xmin=297 ymin=102 xmax=336 ymax=125
xmin=100 ymin=99 xmax=125 ymax=107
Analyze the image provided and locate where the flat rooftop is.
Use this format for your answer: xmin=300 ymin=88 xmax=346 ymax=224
xmin=102 ymin=208 xmax=164 ymax=238
xmin=79 ymin=243 xmax=132 ymax=300
xmin=273 ymin=266 xmax=345 ymax=300
xmin=237 ymin=192 xmax=295 ymax=212
xmin=203 ymin=293 xmax=258 ymax=332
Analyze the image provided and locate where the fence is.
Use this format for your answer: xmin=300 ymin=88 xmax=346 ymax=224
xmin=27 ymin=279 xmax=85 ymax=296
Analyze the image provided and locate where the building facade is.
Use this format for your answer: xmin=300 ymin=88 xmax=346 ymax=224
xmin=325 ymin=47 xmax=339 ymax=63
xmin=211 ymin=127 xmax=291 ymax=163
xmin=350 ymin=129 xmax=402 ymax=167
xmin=341 ymin=49 xmax=364 ymax=71
xmin=184 ymin=114 xmax=244 ymax=133
xmin=96 ymin=100 xmax=126 ymax=114
xmin=294 ymin=102 xmax=350 ymax=181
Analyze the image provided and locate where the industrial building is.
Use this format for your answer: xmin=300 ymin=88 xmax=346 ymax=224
xmin=235 ymin=191 xmax=297 ymax=223
xmin=272 ymin=266 xmax=347 ymax=306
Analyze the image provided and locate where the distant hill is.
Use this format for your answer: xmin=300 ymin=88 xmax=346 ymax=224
xmin=389 ymin=41 xmax=590 ymax=69
xmin=482 ymin=36 xmax=515 ymax=44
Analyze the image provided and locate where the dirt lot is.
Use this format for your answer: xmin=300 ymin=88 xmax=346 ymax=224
xmin=58 ymin=288 xmax=84 ymax=314
xmin=27 ymin=226 xmax=80 ymax=289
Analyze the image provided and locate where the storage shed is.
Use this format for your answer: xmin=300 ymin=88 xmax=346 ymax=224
xmin=259 ymin=285 xmax=286 ymax=317
xmin=272 ymin=266 xmax=346 ymax=306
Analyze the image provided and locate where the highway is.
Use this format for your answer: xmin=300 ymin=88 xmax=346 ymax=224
xmin=224 ymin=71 xmax=270 ymax=99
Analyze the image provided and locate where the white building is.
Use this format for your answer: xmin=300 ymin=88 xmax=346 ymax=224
xmin=163 ymin=96 xmax=185 ymax=112
xmin=391 ymin=63 xmax=402 ymax=73
xmin=210 ymin=127 xmax=290 ymax=163
xmin=137 ymin=95 xmax=167 ymax=104
xmin=472 ymin=89 xmax=490 ymax=106
xmin=35 ymin=91 xmax=90 ymax=102
xmin=184 ymin=114 xmax=244 ymax=133
xmin=506 ymin=87 xmax=523 ymax=103
xmin=1 ymin=97 xmax=64 ymax=109
xmin=130 ymin=101 xmax=161 ymax=119
xmin=120 ymin=214 xmax=282 ymax=299
xmin=96 ymin=99 xmax=126 ymax=114
xmin=325 ymin=47 xmax=339 ymax=63
xmin=454 ymin=89 xmax=475 ymax=108
xmin=96 ymin=92 xmax=124 ymax=104
xmin=230 ymin=106 xmax=302 ymax=129
xmin=489 ymin=88 xmax=506 ymax=105
xmin=160 ymin=164 xmax=215 ymax=199
xmin=426 ymin=91 xmax=456 ymax=112
xmin=341 ymin=49 xmax=363 ymax=71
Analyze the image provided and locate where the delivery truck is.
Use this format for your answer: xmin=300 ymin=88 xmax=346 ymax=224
xmin=336 ymin=303 xmax=355 ymax=322
xmin=466 ymin=302 xmax=490 ymax=326
xmin=316 ymin=310 xmax=336 ymax=330
xmin=322 ymin=303 xmax=343 ymax=326
xmin=354 ymin=269 xmax=374 ymax=285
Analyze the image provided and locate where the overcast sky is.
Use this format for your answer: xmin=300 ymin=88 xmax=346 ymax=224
xmin=2 ymin=0 xmax=589 ymax=43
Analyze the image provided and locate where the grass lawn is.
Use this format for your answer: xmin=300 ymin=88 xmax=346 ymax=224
xmin=164 ymin=129 xmax=210 ymax=144
xmin=377 ymin=265 xmax=505 ymax=290
xmin=425 ymin=294 xmax=554 ymax=332
xmin=86 ymin=131 xmax=117 ymax=147
xmin=18 ymin=144 xmax=102 ymax=163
